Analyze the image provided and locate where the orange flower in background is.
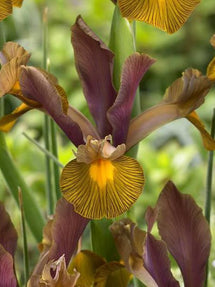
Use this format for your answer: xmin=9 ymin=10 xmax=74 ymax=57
xmin=116 ymin=0 xmax=201 ymax=34
xmin=0 ymin=0 xmax=23 ymax=21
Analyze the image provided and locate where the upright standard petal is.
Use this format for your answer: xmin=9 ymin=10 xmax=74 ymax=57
xmin=28 ymin=198 xmax=89 ymax=287
xmin=126 ymin=69 xmax=213 ymax=150
xmin=118 ymin=0 xmax=201 ymax=34
xmin=61 ymin=137 xmax=144 ymax=219
xmin=107 ymin=53 xmax=155 ymax=146
xmin=157 ymin=181 xmax=211 ymax=287
xmin=20 ymin=66 xmax=85 ymax=147
xmin=71 ymin=16 xmax=117 ymax=138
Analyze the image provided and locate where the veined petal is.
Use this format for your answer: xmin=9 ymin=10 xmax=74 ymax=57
xmin=0 ymin=42 xmax=30 ymax=65
xmin=12 ymin=0 xmax=23 ymax=7
xmin=186 ymin=111 xmax=215 ymax=150
xmin=60 ymin=156 xmax=144 ymax=219
xmin=28 ymin=198 xmax=89 ymax=287
xmin=0 ymin=246 xmax=17 ymax=287
xmin=126 ymin=69 xmax=212 ymax=150
xmin=157 ymin=181 xmax=211 ymax=287
xmin=71 ymin=16 xmax=117 ymax=138
xmin=118 ymin=0 xmax=201 ymax=34
xmin=0 ymin=0 xmax=12 ymax=21
xmin=144 ymin=233 xmax=180 ymax=287
xmin=0 ymin=103 xmax=33 ymax=132
xmin=107 ymin=53 xmax=155 ymax=146
xmin=20 ymin=66 xmax=84 ymax=147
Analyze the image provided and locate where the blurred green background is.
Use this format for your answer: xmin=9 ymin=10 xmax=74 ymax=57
xmin=0 ymin=0 xmax=215 ymax=286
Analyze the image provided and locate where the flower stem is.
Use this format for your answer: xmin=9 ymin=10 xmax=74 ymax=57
xmin=204 ymin=108 xmax=215 ymax=287
xmin=18 ymin=189 xmax=29 ymax=285
xmin=43 ymin=7 xmax=54 ymax=214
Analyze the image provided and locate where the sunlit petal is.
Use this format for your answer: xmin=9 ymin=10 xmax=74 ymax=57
xmin=0 ymin=0 xmax=12 ymax=21
xmin=206 ymin=56 xmax=215 ymax=81
xmin=0 ymin=42 xmax=30 ymax=65
xmin=60 ymin=156 xmax=144 ymax=219
xmin=186 ymin=111 xmax=215 ymax=150
xmin=107 ymin=53 xmax=155 ymax=146
xmin=12 ymin=0 xmax=24 ymax=7
xmin=118 ymin=0 xmax=201 ymax=34
xmin=20 ymin=66 xmax=84 ymax=147
xmin=157 ymin=181 xmax=211 ymax=287
xmin=68 ymin=250 xmax=105 ymax=286
xmin=71 ymin=15 xmax=117 ymax=138
xmin=0 ymin=103 xmax=33 ymax=132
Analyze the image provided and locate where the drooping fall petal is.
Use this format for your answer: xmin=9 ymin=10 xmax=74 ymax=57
xmin=20 ymin=66 xmax=85 ymax=147
xmin=144 ymin=233 xmax=180 ymax=287
xmin=12 ymin=0 xmax=23 ymax=7
xmin=28 ymin=198 xmax=89 ymax=287
xmin=186 ymin=111 xmax=215 ymax=150
xmin=0 ymin=103 xmax=33 ymax=132
xmin=157 ymin=181 xmax=211 ymax=287
xmin=110 ymin=219 xmax=158 ymax=287
xmin=107 ymin=53 xmax=155 ymax=146
xmin=126 ymin=68 xmax=213 ymax=150
xmin=39 ymin=255 xmax=79 ymax=287
xmin=71 ymin=15 xmax=117 ymax=138
xmin=118 ymin=0 xmax=201 ymax=34
xmin=60 ymin=155 xmax=144 ymax=219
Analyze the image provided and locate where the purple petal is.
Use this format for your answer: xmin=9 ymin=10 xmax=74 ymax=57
xmin=157 ymin=181 xmax=211 ymax=287
xmin=145 ymin=206 xmax=157 ymax=233
xmin=71 ymin=16 xmax=117 ymax=138
xmin=0 ymin=246 xmax=17 ymax=287
xmin=144 ymin=233 xmax=180 ymax=287
xmin=107 ymin=53 xmax=155 ymax=145
xmin=28 ymin=198 xmax=89 ymax=284
xmin=0 ymin=202 xmax=18 ymax=257
xmin=20 ymin=66 xmax=84 ymax=147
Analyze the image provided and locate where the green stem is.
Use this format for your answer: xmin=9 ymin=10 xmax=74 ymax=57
xmin=22 ymin=132 xmax=63 ymax=168
xmin=50 ymin=120 xmax=61 ymax=200
xmin=0 ymin=133 xmax=44 ymax=241
xmin=18 ymin=189 xmax=29 ymax=285
xmin=43 ymin=7 xmax=54 ymax=214
xmin=204 ymin=108 xmax=215 ymax=287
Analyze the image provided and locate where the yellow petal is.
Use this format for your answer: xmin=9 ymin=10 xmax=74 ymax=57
xmin=186 ymin=111 xmax=215 ymax=151
xmin=60 ymin=156 xmax=144 ymax=219
xmin=0 ymin=42 xmax=30 ymax=64
xmin=0 ymin=103 xmax=32 ymax=132
xmin=0 ymin=0 xmax=12 ymax=21
xmin=12 ymin=0 xmax=23 ymax=7
xmin=68 ymin=250 xmax=105 ymax=286
xmin=118 ymin=0 xmax=201 ymax=34
xmin=207 ymin=57 xmax=215 ymax=81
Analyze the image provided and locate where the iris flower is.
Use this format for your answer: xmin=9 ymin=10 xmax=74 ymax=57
xmin=1 ymin=16 xmax=215 ymax=219
xmin=0 ymin=0 xmax=23 ymax=21
xmin=110 ymin=181 xmax=211 ymax=287
xmin=113 ymin=0 xmax=201 ymax=34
